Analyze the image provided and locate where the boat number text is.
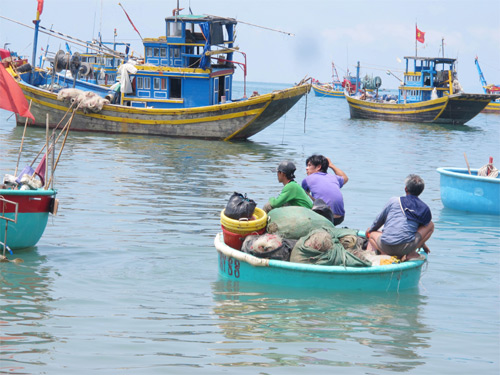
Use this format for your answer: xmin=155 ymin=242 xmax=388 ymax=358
xmin=219 ymin=254 xmax=240 ymax=278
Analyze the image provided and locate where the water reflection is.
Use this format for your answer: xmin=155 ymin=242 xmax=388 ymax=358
xmin=435 ymin=207 xmax=500 ymax=253
xmin=211 ymin=280 xmax=430 ymax=371
xmin=0 ymin=249 xmax=55 ymax=373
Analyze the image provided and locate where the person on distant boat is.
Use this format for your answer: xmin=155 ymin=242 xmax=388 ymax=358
xmin=263 ymin=161 xmax=313 ymax=213
xmin=301 ymin=155 xmax=348 ymax=225
xmin=365 ymin=174 xmax=434 ymax=261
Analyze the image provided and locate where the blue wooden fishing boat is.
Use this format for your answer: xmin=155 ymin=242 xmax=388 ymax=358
xmin=0 ymin=189 xmax=57 ymax=251
xmin=346 ymin=56 xmax=498 ymax=125
xmin=8 ymin=10 xmax=310 ymax=140
xmin=312 ymin=61 xmax=359 ymax=98
xmin=311 ymin=82 xmax=344 ymax=98
xmin=78 ymin=41 xmax=131 ymax=87
xmin=437 ymin=167 xmax=500 ymax=215
xmin=214 ymin=233 xmax=426 ymax=292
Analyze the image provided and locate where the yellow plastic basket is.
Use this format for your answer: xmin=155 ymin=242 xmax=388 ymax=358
xmin=220 ymin=207 xmax=267 ymax=235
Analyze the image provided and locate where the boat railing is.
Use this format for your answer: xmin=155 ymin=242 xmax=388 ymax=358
xmin=0 ymin=195 xmax=18 ymax=256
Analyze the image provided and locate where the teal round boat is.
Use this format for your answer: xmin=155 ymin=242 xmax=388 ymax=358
xmin=214 ymin=233 xmax=426 ymax=292
xmin=437 ymin=167 xmax=500 ymax=215
xmin=0 ymin=188 xmax=57 ymax=250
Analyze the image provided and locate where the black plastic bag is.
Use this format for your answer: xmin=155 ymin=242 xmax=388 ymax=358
xmin=312 ymin=198 xmax=334 ymax=223
xmin=224 ymin=192 xmax=257 ymax=220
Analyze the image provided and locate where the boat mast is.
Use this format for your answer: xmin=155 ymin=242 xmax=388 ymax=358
xmin=355 ymin=61 xmax=360 ymax=94
xmin=31 ymin=3 xmax=42 ymax=83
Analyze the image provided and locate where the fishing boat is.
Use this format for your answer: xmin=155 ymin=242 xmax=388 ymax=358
xmin=345 ymin=56 xmax=498 ymax=125
xmin=311 ymin=80 xmax=345 ymax=98
xmin=474 ymin=57 xmax=500 ymax=114
xmin=311 ymin=61 xmax=359 ymax=98
xmin=437 ymin=167 xmax=500 ymax=215
xmin=78 ymin=41 xmax=132 ymax=87
xmin=8 ymin=10 xmax=310 ymax=141
xmin=0 ymin=188 xmax=57 ymax=251
xmin=214 ymin=233 xmax=426 ymax=292
xmin=0 ymin=59 xmax=72 ymax=253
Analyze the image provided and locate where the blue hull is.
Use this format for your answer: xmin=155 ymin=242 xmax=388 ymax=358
xmin=0 ymin=212 xmax=50 ymax=249
xmin=0 ymin=189 xmax=56 ymax=249
xmin=437 ymin=168 xmax=500 ymax=215
xmin=215 ymin=234 xmax=425 ymax=292
xmin=312 ymin=84 xmax=344 ymax=98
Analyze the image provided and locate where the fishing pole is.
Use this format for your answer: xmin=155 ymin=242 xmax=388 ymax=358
xmin=0 ymin=15 xmax=125 ymax=59
xmin=203 ymin=14 xmax=295 ymax=36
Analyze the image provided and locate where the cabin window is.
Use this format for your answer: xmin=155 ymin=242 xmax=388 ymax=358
xmin=169 ymin=78 xmax=181 ymax=98
xmin=153 ymin=48 xmax=160 ymax=57
xmin=136 ymin=77 xmax=144 ymax=89
xmin=146 ymin=47 xmax=153 ymax=57
xmin=144 ymin=77 xmax=151 ymax=89
xmin=172 ymin=48 xmax=180 ymax=58
xmin=160 ymin=48 xmax=166 ymax=57
xmin=168 ymin=21 xmax=183 ymax=37
xmin=154 ymin=78 xmax=161 ymax=90
xmin=161 ymin=78 xmax=167 ymax=90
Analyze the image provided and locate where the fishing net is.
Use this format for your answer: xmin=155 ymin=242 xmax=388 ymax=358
xmin=241 ymin=233 xmax=295 ymax=261
xmin=290 ymin=227 xmax=372 ymax=267
xmin=478 ymin=162 xmax=499 ymax=178
xmin=267 ymin=206 xmax=334 ymax=240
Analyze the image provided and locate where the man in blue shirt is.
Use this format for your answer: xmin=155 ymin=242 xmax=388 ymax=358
xmin=366 ymin=174 xmax=434 ymax=260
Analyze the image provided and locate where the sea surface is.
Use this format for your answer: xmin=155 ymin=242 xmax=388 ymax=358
xmin=1 ymin=81 xmax=499 ymax=374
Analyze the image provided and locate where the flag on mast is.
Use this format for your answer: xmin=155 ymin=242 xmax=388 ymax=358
xmin=118 ymin=3 xmax=143 ymax=40
xmin=416 ymin=26 xmax=425 ymax=43
xmin=36 ymin=0 xmax=44 ymax=20
xmin=0 ymin=64 xmax=34 ymax=121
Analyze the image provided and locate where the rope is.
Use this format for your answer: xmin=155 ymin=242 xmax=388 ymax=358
xmin=303 ymin=90 xmax=308 ymax=133
xmin=477 ymin=163 xmax=499 ymax=178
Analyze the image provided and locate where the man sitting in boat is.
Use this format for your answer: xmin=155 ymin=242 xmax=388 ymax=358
xmin=365 ymin=174 xmax=434 ymax=261
xmin=263 ymin=161 xmax=312 ymax=213
xmin=301 ymin=155 xmax=348 ymax=226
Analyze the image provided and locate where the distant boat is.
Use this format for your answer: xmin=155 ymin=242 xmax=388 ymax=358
xmin=312 ymin=61 xmax=359 ymax=98
xmin=9 ymin=11 xmax=310 ymax=140
xmin=214 ymin=233 xmax=426 ymax=292
xmin=345 ymin=56 xmax=498 ymax=125
xmin=437 ymin=167 xmax=499 ymax=215
xmin=78 ymin=41 xmax=132 ymax=87
xmin=474 ymin=57 xmax=500 ymax=114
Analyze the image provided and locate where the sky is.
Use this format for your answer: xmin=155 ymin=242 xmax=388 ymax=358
xmin=1 ymin=0 xmax=499 ymax=91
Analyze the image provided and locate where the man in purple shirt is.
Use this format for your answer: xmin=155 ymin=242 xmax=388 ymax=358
xmin=301 ymin=155 xmax=349 ymax=225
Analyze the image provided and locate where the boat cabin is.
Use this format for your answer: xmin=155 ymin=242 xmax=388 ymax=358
xmin=398 ymin=57 xmax=460 ymax=104
xmin=122 ymin=15 xmax=238 ymax=109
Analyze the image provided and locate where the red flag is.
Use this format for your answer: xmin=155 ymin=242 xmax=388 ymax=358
xmin=34 ymin=154 xmax=46 ymax=186
xmin=37 ymin=0 xmax=44 ymax=15
xmin=0 ymin=64 xmax=34 ymax=121
xmin=118 ymin=3 xmax=143 ymax=40
xmin=416 ymin=26 xmax=425 ymax=44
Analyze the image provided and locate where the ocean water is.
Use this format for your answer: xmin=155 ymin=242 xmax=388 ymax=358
xmin=1 ymin=81 xmax=499 ymax=374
